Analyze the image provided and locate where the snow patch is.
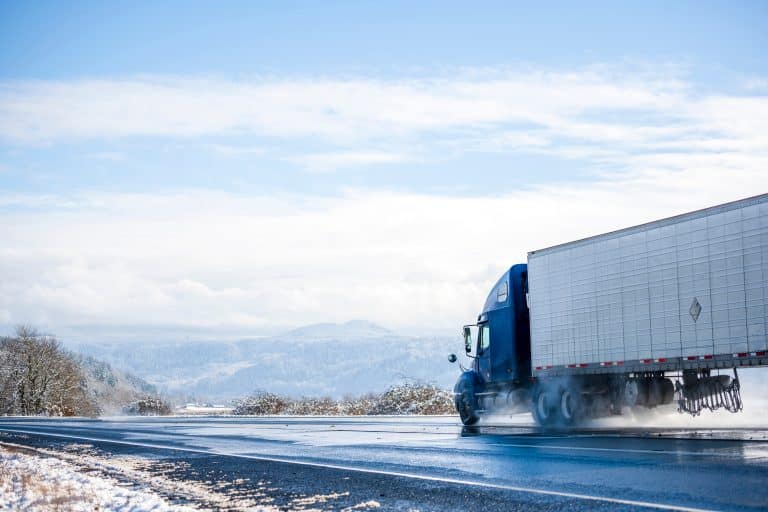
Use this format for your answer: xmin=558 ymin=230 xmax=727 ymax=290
xmin=0 ymin=444 xmax=193 ymax=511
xmin=1 ymin=440 xmax=385 ymax=511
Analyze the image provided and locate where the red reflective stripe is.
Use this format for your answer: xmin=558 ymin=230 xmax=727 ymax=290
xmin=703 ymin=355 xmax=713 ymax=360
xmin=641 ymin=359 xmax=652 ymax=364
xmin=656 ymin=358 xmax=667 ymax=363
xmin=578 ymin=363 xmax=588 ymax=368
xmin=535 ymin=366 xmax=543 ymax=370
xmin=567 ymin=364 xmax=577 ymax=368
xmin=615 ymin=361 xmax=624 ymax=366
xmin=757 ymin=351 xmax=766 ymax=357
xmin=686 ymin=356 xmax=697 ymax=360
xmin=737 ymin=352 xmax=748 ymax=358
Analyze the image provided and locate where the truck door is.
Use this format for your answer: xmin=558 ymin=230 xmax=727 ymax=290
xmin=476 ymin=322 xmax=492 ymax=383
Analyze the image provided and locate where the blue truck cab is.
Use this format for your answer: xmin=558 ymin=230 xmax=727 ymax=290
xmin=453 ymin=264 xmax=531 ymax=425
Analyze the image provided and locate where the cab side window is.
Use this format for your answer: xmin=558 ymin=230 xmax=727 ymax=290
xmin=497 ymin=280 xmax=508 ymax=302
xmin=478 ymin=324 xmax=490 ymax=354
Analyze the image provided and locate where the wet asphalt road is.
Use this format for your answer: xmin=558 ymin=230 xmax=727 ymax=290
xmin=1 ymin=416 xmax=767 ymax=511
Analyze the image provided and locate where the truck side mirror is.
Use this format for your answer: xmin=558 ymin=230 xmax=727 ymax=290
xmin=463 ymin=326 xmax=472 ymax=354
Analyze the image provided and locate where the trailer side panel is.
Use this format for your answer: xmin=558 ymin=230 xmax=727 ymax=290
xmin=528 ymin=194 xmax=768 ymax=376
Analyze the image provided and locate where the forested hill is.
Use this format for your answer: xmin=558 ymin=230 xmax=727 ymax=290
xmin=77 ymin=355 xmax=163 ymax=415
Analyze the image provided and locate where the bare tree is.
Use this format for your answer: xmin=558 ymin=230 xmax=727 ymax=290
xmin=0 ymin=335 xmax=19 ymax=413
xmin=0 ymin=326 xmax=97 ymax=416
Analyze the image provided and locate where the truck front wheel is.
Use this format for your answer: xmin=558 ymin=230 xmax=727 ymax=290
xmin=457 ymin=388 xmax=479 ymax=425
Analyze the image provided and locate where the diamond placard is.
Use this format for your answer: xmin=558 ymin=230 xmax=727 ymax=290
xmin=689 ymin=297 xmax=702 ymax=322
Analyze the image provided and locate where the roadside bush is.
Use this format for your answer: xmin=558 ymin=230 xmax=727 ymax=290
xmin=285 ymin=396 xmax=339 ymax=415
xmin=232 ymin=383 xmax=455 ymax=416
xmin=232 ymin=391 xmax=288 ymax=415
xmin=370 ymin=382 xmax=455 ymax=415
xmin=122 ymin=396 xmax=172 ymax=416
xmin=338 ymin=393 xmax=378 ymax=415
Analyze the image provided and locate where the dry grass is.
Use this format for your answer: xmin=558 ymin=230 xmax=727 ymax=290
xmin=1 ymin=448 xmax=102 ymax=511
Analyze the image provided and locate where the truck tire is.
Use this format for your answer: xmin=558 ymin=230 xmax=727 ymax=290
xmin=660 ymin=378 xmax=675 ymax=405
xmin=456 ymin=385 xmax=479 ymax=426
xmin=558 ymin=388 xmax=582 ymax=426
xmin=532 ymin=389 xmax=555 ymax=426
xmin=624 ymin=379 xmax=640 ymax=407
xmin=647 ymin=378 xmax=675 ymax=407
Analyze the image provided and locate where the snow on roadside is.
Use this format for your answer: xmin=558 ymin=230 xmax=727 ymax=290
xmin=0 ymin=444 xmax=193 ymax=511
xmin=175 ymin=404 xmax=235 ymax=415
xmin=0 ymin=442 xmax=284 ymax=512
xmin=0 ymin=442 xmax=382 ymax=512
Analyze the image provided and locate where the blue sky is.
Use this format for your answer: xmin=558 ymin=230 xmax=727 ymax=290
xmin=0 ymin=1 xmax=767 ymax=339
xmin=2 ymin=1 xmax=766 ymax=79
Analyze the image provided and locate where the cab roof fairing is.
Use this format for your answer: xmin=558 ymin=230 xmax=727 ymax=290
xmin=480 ymin=264 xmax=526 ymax=316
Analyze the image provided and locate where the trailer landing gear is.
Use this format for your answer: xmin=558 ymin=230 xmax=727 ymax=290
xmin=675 ymin=368 xmax=743 ymax=416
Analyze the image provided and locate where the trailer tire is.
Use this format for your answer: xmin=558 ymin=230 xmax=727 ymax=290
xmin=456 ymin=386 xmax=479 ymax=426
xmin=558 ymin=388 xmax=582 ymax=426
xmin=532 ymin=389 xmax=555 ymax=426
xmin=623 ymin=379 xmax=637 ymax=407
xmin=660 ymin=378 xmax=675 ymax=405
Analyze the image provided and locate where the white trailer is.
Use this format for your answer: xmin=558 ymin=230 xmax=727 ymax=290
xmin=527 ymin=193 xmax=768 ymax=376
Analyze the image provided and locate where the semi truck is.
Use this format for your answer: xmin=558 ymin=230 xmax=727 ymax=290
xmin=449 ymin=194 xmax=768 ymax=426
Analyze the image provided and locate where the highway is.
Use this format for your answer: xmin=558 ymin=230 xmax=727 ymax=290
xmin=1 ymin=415 xmax=767 ymax=511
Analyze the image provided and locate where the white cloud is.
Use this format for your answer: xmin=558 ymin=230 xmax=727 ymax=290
xmin=0 ymin=73 xmax=685 ymax=144
xmin=2 ymin=69 xmax=765 ymax=174
xmin=1 ymin=165 xmax=765 ymax=339
xmin=289 ymin=150 xmax=411 ymax=172
xmin=209 ymin=144 xmax=266 ymax=156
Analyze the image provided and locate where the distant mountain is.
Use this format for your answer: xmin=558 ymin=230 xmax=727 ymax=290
xmin=283 ymin=319 xmax=392 ymax=340
xmin=70 ymin=321 xmax=467 ymax=403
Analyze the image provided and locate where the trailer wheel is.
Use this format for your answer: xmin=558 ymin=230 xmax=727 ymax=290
xmin=532 ymin=389 xmax=555 ymax=426
xmin=558 ymin=388 xmax=582 ymax=425
xmin=623 ymin=379 xmax=640 ymax=407
xmin=456 ymin=386 xmax=479 ymax=426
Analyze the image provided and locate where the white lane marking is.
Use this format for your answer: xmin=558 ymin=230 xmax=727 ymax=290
xmin=0 ymin=427 xmax=716 ymax=512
